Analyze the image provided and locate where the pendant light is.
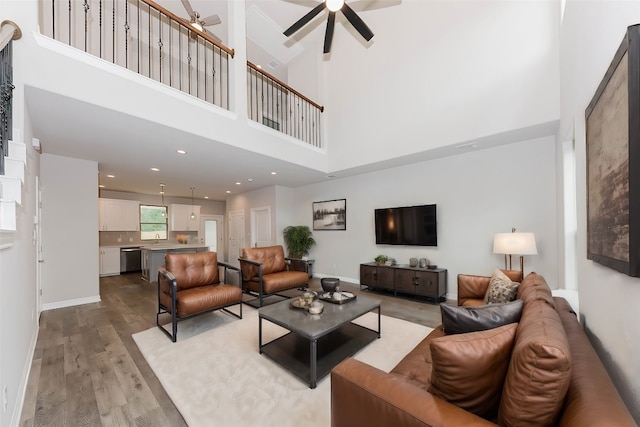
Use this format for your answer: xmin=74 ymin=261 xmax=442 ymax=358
xmin=160 ymin=184 xmax=166 ymax=217
xmin=190 ymin=187 xmax=196 ymax=219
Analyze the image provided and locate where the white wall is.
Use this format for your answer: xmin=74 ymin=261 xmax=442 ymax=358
xmin=226 ymin=185 xmax=278 ymax=249
xmin=40 ymin=154 xmax=99 ymax=309
xmin=560 ymin=1 xmax=640 ymax=420
xmin=323 ymin=0 xmax=560 ymax=171
xmin=289 ymin=137 xmax=557 ymax=296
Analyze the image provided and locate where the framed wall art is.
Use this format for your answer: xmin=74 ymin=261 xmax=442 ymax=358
xmin=313 ymin=199 xmax=346 ymax=230
xmin=586 ymin=24 xmax=640 ymax=277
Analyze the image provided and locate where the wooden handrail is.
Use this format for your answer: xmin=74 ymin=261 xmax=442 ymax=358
xmin=139 ymin=0 xmax=235 ymax=57
xmin=247 ymin=61 xmax=324 ymax=112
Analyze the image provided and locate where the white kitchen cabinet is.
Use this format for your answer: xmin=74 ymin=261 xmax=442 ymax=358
xmin=99 ymin=198 xmax=140 ymax=231
xmin=170 ymin=204 xmax=201 ymax=231
xmin=99 ymin=247 xmax=120 ymax=276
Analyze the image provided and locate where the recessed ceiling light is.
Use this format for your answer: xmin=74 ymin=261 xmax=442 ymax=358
xmin=270 ymin=171 xmax=277 ymax=175
xmin=98 ymin=184 xmax=105 ymax=188
xmin=177 ymin=149 xmax=186 ymax=154
xmin=226 ymin=190 xmax=231 ymax=194
xmin=247 ymin=178 xmax=253 ymax=182
xmin=204 ymin=196 xmax=209 ymax=199
xmin=235 ymin=182 xmax=241 ymax=185
xmin=107 ymin=174 xmax=115 ymax=178
xmin=151 ymin=167 xmax=160 ymax=171
xmin=256 ymin=64 xmax=262 ymax=69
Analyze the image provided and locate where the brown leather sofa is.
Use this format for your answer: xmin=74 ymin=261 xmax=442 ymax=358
xmin=238 ymin=245 xmax=309 ymax=307
xmin=331 ymin=272 xmax=636 ymax=426
xmin=157 ymin=251 xmax=242 ymax=342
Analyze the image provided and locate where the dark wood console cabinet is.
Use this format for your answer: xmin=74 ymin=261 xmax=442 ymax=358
xmin=360 ymin=262 xmax=447 ymax=302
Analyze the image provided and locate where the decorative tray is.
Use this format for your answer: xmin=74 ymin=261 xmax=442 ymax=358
xmin=318 ymin=291 xmax=356 ymax=305
xmin=290 ymin=298 xmax=309 ymax=310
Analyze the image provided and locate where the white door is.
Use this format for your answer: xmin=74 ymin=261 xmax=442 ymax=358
xmin=251 ymin=206 xmax=272 ymax=248
xmin=199 ymin=214 xmax=224 ymax=255
xmin=36 ymin=176 xmax=43 ymax=317
xmin=228 ymin=210 xmax=245 ymax=267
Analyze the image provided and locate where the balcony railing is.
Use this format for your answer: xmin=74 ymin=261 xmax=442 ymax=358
xmin=41 ymin=0 xmax=233 ymax=109
xmin=247 ymin=61 xmax=323 ymax=148
xmin=40 ymin=0 xmax=324 ymax=147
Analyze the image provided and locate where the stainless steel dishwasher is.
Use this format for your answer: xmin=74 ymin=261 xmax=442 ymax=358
xmin=120 ymin=247 xmax=142 ymax=273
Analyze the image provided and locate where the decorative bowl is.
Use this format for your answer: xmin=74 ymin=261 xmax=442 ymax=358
xmin=308 ymin=301 xmax=324 ymax=315
xmin=321 ymin=278 xmax=340 ymax=294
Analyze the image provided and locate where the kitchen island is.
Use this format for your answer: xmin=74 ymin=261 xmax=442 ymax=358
xmin=141 ymin=244 xmax=209 ymax=282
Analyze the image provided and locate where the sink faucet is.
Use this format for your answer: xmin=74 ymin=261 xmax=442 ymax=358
xmin=154 ymin=233 xmax=160 ymax=244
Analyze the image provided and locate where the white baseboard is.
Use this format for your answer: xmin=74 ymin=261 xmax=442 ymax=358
xmin=42 ymin=295 xmax=101 ymax=311
xmin=11 ymin=318 xmax=39 ymax=427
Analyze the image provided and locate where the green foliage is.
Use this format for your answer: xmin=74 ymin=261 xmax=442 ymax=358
xmin=374 ymin=254 xmax=388 ymax=263
xmin=283 ymin=225 xmax=316 ymax=258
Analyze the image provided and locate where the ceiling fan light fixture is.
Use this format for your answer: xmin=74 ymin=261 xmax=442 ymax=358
xmin=190 ymin=20 xmax=204 ymax=32
xmin=326 ymin=0 xmax=344 ymax=12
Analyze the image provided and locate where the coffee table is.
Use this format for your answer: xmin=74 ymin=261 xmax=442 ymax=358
xmin=258 ymin=294 xmax=381 ymax=389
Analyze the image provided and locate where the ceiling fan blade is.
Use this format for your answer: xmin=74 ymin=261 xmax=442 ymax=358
xmin=180 ymin=0 xmax=195 ymax=18
xmin=323 ymin=12 xmax=336 ymax=54
xmin=284 ymin=2 xmax=327 ymax=37
xmin=342 ymin=2 xmax=374 ymax=41
xmin=201 ymin=14 xmax=221 ymax=26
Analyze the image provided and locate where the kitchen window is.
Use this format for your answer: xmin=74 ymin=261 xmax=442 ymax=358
xmin=140 ymin=205 xmax=168 ymax=240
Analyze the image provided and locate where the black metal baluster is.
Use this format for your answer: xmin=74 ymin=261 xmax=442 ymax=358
xmin=137 ymin=0 xmax=140 ymax=73
xmin=158 ymin=12 xmax=162 ymax=83
xmin=147 ymin=3 xmax=150 ymax=78
xmin=111 ymin=0 xmax=114 ymax=63
xmin=99 ymin=0 xmax=102 ymax=57
xmin=178 ymin=26 xmax=182 ymax=91
xmin=125 ymin=0 xmax=129 ymax=69
xmin=83 ymin=0 xmax=89 ymax=52
xmin=52 ymin=0 xmax=56 ymax=39
xmin=68 ymin=0 xmax=71 ymax=45
xmin=168 ymin=19 xmax=172 ymax=87
xmin=196 ymin=36 xmax=200 ymax=99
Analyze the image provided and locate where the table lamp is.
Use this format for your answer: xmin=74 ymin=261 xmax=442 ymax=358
xmin=493 ymin=229 xmax=538 ymax=276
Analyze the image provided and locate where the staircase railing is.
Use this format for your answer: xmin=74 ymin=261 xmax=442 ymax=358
xmin=247 ymin=61 xmax=323 ymax=148
xmin=41 ymin=0 xmax=234 ymax=109
xmin=0 ymin=20 xmax=20 ymax=175
xmin=40 ymin=1 xmax=324 ymax=148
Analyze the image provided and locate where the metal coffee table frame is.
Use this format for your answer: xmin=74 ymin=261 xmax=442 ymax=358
xmin=258 ymin=295 xmax=381 ymax=389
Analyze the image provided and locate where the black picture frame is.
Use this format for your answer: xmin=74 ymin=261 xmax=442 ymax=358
xmin=586 ymin=24 xmax=640 ymax=277
xmin=313 ymin=199 xmax=346 ymax=230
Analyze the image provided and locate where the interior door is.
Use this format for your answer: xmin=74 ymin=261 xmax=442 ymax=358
xmin=199 ymin=214 xmax=224 ymax=254
xmin=228 ymin=210 xmax=245 ymax=267
xmin=250 ymin=206 xmax=272 ymax=248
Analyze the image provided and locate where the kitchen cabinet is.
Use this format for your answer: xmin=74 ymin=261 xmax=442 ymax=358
xmin=99 ymin=198 xmax=140 ymax=231
xmin=169 ymin=204 xmax=201 ymax=231
xmin=99 ymin=247 xmax=120 ymax=276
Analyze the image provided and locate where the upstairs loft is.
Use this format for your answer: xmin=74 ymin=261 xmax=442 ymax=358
xmin=25 ymin=0 xmax=329 ymax=177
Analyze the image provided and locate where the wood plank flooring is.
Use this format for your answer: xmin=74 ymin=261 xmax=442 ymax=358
xmin=19 ymin=273 xmax=449 ymax=426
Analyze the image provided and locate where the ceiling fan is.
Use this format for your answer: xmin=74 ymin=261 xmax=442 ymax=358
xmin=180 ymin=0 xmax=222 ymax=41
xmin=283 ymin=0 xmax=374 ymax=54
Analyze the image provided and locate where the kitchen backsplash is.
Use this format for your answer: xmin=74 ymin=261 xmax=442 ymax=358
xmin=99 ymin=231 xmax=199 ymax=246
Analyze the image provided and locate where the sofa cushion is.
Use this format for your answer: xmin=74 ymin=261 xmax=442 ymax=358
xmin=440 ymin=300 xmax=523 ymax=334
xmin=498 ymin=298 xmax=571 ymax=427
xmin=517 ymin=272 xmax=555 ymax=307
xmin=484 ymin=268 xmax=519 ymax=304
xmin=428 ymin=323 xmax=517 ymax=420
xmin=390 ymin=325 xmax=445 ymax=388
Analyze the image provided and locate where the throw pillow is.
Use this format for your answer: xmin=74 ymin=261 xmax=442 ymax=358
xmin=428 ymin=323 xmax=517 ymax=420
xmin=498 ymin=299 xmax=572 ymax=427
xmin=484 ymin=268 xmax=519 ymax=304
xmin=440 ymin=300 xmax=523 ymax=334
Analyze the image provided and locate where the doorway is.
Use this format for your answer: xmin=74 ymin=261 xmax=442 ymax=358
xmin=250 ymin=206 xmax=272 ymax=248
xmin=228 ymin=210 xmax=245 ymax=267
xmin=199 ymin=214 xmax=224 ymax=255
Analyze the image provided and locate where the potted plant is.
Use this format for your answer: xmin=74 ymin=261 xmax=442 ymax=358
xmin=374 ymin=254 xmax=388 ymax=265
xmin=283 ymin=225 xmax=316 ymax=259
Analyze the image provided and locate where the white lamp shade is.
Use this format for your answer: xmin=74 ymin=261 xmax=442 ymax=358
xmin=493 ymin=232 xmax=537 ymax=255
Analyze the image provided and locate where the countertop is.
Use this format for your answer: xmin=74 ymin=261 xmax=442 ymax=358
xmin=140 ymin=244 xmax=208 ymax=251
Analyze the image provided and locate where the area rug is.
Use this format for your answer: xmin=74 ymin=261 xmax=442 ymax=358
xmin=133 ymin=306 xmax=432 ymax=427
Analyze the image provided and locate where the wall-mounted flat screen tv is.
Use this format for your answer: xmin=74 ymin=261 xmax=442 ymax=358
xmin=375 ymin=204 xmax=437 ymax=246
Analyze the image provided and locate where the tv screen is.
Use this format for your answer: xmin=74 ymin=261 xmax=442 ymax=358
xmin=375 ymin=204 xmax=437 ymax=246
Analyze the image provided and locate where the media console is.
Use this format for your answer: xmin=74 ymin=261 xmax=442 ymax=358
xmin=359 ymin=262 xmax=447 ymax=302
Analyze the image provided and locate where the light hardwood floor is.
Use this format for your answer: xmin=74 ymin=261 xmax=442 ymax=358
xmin=19 ymin=273 xmax=449 ymax=426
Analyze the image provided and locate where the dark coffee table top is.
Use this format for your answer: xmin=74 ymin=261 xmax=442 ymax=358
xmin=258 ymin=294 xmax=381 ymax=340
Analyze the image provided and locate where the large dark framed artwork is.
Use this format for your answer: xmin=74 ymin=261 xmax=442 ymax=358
xmin=586 ymin=24 xmax=640 ymax=277
xmin=313 ymin=199 xmax=346 ymax=230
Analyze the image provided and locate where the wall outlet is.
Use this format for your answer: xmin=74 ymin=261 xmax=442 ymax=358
xmin=117 ymin=235 xmax=122 ymax=243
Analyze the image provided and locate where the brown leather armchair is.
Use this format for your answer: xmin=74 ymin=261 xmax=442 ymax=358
xmin=157 ymin=251 xmax=242 ymax=342
xmin=239 ymin=245 xmax=309 ymax=307
xmin=457 ymin=269 xmax=523 ymax=306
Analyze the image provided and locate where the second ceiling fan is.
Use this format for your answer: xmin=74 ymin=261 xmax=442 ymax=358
xmin=283 ymin=0 xmax=374 ymax=54
xmin=180 ymin=0 xmax=222 ymax=41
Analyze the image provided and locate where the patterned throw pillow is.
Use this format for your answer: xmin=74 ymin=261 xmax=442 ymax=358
xmin=484 ymin=268 xmax=519 ymax=304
